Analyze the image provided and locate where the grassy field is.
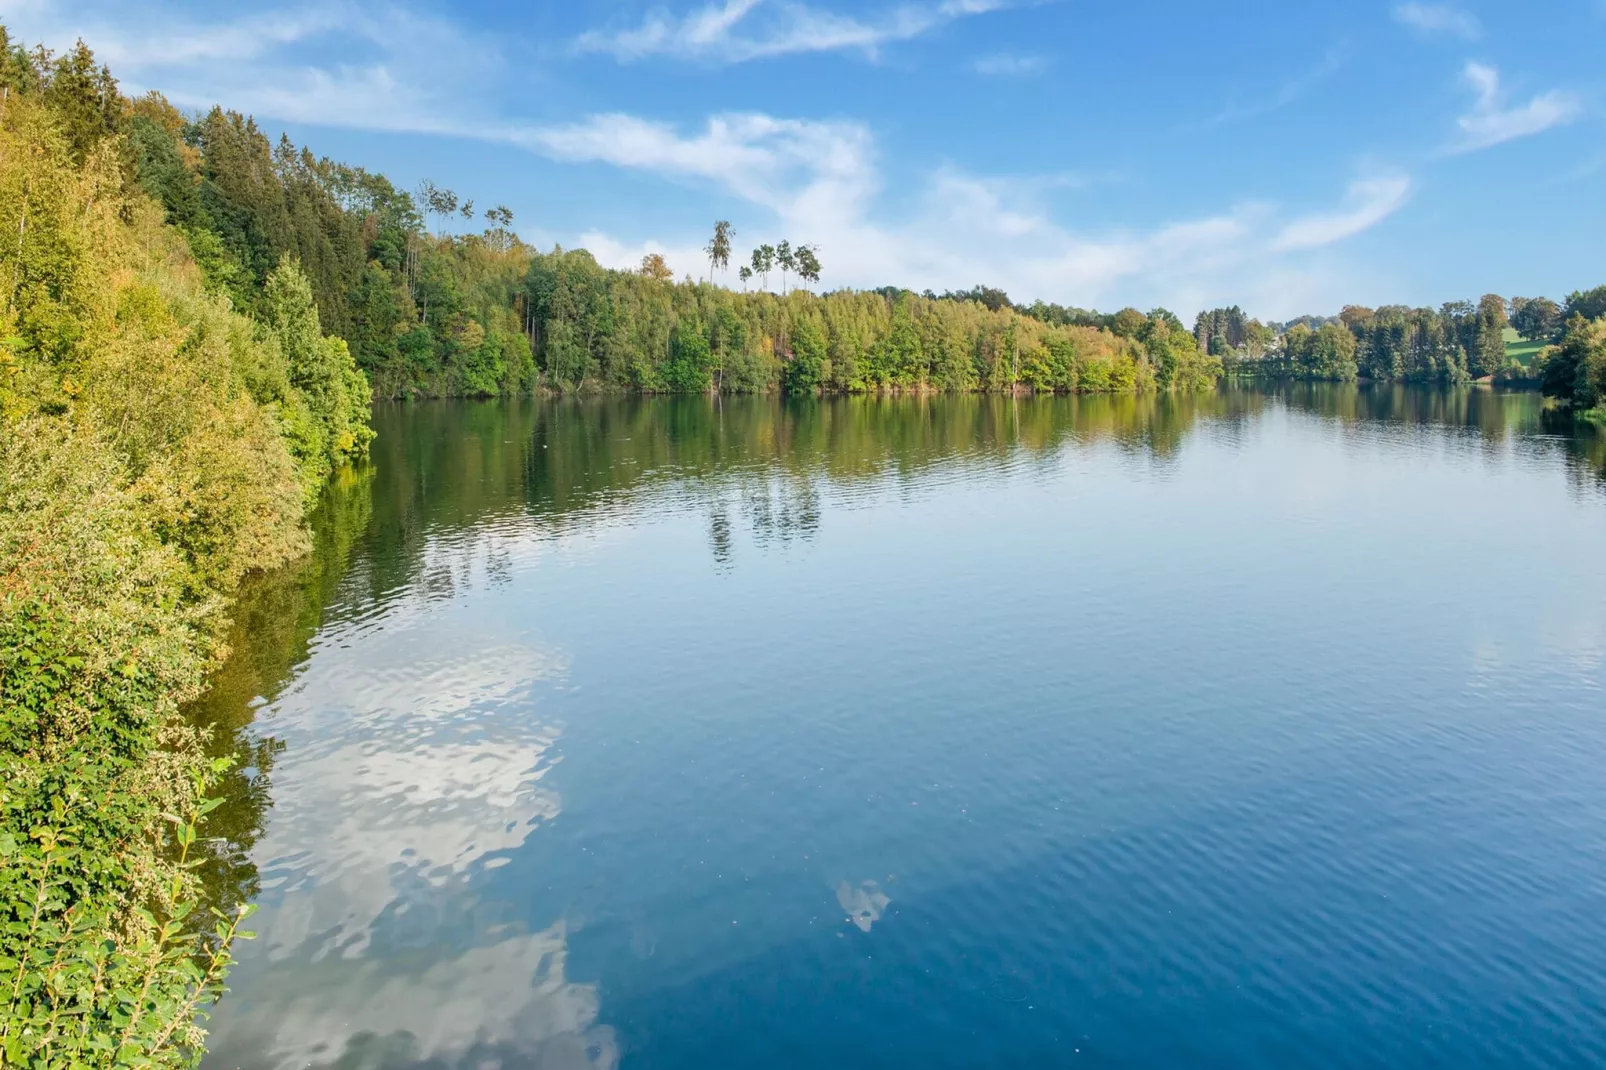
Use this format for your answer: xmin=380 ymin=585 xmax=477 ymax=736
xmin=1505 ymin=326 xmax=1548 ymax=366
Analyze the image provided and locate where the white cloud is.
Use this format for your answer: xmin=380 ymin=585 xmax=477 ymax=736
xmin=504 ymin=112 xmax=876 ymax=215
xmin=972 ymin=52 xmax=1047 ymax=77
xmin=1392 ymin=2 xmax=1482 ymax=40
xmin=1271 ymin=174 xmax=1412 ymax=252
xmin=1454 ymin=61 xmax=1581 ymax=151
xmin=573 ymin=0 xmax=1011 ymax=64
xmin=532 ymin=111 xmax=1409 ymax=317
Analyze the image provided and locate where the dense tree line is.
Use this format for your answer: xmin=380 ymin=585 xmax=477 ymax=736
xmin=1266 ymin=297 xmax=1511 ymax=383
xmin=1196 ymin=289 xmax=1606 ymax=410
xmin=1 ymin=25 xmax=372 ymax=1065
xmin=524 ymin=252 xmax=1222 ymax=395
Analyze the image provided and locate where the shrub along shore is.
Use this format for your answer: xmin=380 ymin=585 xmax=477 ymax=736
xmin=2 ymin=29 xmax=370 ymax=1065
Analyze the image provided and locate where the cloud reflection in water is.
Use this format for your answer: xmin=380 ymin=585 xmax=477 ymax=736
xmin=205 ymin=560 xmax=607 ymax=1070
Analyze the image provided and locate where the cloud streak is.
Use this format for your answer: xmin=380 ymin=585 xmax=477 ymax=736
xmin=972 ymin=52 xmax=1047 ymax=77
xmin=1392 ymin=2 xmax=1482 ymax=40
xmin=1272 ymin=175 xmax=1412 ymax=251
xmin=1454 ymin=61 xmax=1581 ymax=151
xmin=573 ymin=0 xmax=1010 ymax=64
xmin=1204 ymin=43 xmax=1345 ymax=127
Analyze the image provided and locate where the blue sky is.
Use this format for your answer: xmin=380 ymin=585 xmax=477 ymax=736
xmin=7 ymin=0 xmax=1604 ymax=317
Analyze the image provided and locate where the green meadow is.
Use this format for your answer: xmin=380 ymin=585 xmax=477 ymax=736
xmin=1504 ymin=327 xmax=1548 ymax=366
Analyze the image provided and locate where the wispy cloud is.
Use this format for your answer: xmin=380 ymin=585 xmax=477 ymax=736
xmin=573 ymin=0 xmax=1010 ymax=64
xmin=3 ymin=0 xmax=502 ymax=133
xmin=503 ymin=112 xmax=876 ymax=214
xmin=1271 ymin=175 xmax=1411 ymax=251
xmin=972 ymin=52 xmax=1047 ymax=77
xmin=1392 ymin=2 xmax=1482 ymax=40
xmin=1454 ymin=61 xmax=1581 ymax=151
xmin=1205 ymin=43 xmax=1346 ymax=126
xmin=1549 ymin=151 xmax=1606 ymax=186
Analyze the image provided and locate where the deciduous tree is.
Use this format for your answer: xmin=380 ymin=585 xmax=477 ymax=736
xmin=777 ymin=239 xmax=795 ymax=294
xmin=752 ymin=244 xmax=775 ymax=291
xmin=1511 ymin=296 xmax=1562 ymax=341
xmin=795 ymin=244 xmax=821 ymax=291
xmin=640 ymin=252 xmax=673 ymax=281
xmin=706 ymin=220 xmax=733 ymax=283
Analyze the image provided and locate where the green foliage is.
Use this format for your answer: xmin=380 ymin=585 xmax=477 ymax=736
xmin=1236 ymin=296 xmax=1551 ymax=385
xmin=705 ymin=220 xmax=733 ymax=282
xmin=786 ymin=315 xmax=827 ymax=394
xmin=1 ymin=30 xmax=370 ymax=1066
xmin=40 ymin=41 xmax=124 ymax=166
xmin=1281 ymin=322 xmax=1359 ymax=381
xmin=0 ymin=419 xmax=272 ymax=1068
xmin=662 ymin=320 xmax=714 ymax=393
xmin=1140 ymin=313 xmax=1221 ymax=389
xmin=127 ymin=117 xmax=201 ymax=228
xmin=111 ymin=92 xmax=539 ymax=402
xmin=1540 ymin=315 xmax=1606 ymax=411
xmin=1512 ymin=296 xmax=1563 ymax=342
xmin=1 ymin=766 xmax=258 ymax=1068
xmin=263 ymin=256 xmax=374 ymax=490
xmin=1565 ymin=285 xmax=1606 ymax=324
xmin=520 ymin=255 xmax=1188 ymax=396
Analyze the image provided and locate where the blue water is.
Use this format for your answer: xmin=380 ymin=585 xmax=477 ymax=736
xmin=194 ymin=389 xmax=1606 ymax=1069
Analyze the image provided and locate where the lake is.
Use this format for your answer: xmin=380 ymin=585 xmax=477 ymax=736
xmin=192 ymin=387 xmax=1606 ymax=1070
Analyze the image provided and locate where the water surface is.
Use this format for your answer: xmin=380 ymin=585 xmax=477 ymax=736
xmin=194 ymin=388 xmax=1606 ymax=1070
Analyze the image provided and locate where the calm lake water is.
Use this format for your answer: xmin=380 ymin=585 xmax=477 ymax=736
xmin=193 ymin=387 xmax=1606 ymax=1070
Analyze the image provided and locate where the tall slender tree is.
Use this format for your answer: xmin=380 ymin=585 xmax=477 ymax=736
xmin=738 ymin=265 xmax=752 ymax=291
xmin=752 ymin=244 xmax=775 ymax=291
xmin=416 ymin=181 xmax=459 ymax=237
xmin=706 ymin=220 xmax=733 ymax=283
xmin=777 ymin=240 xmax=795 ymax=294
xmin=795 ymin=245 xmax=821 ymax=292
xmin=484 ymin=205 xmax=515 ymax=251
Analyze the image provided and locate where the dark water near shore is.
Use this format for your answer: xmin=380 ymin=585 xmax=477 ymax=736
xmin=193 ymin=387 xmax=1606 ymax=1070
